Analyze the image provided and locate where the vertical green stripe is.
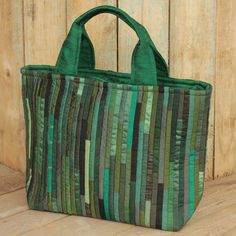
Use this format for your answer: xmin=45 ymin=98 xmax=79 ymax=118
xmin=162 ymin=88 xmax=171 ymax=230
xmin=112 ymin=90 xmax=123 ymax=221
xmin=85 ymin=140 xmax=90 ymax=204
xmin=135 ymin=121 xmax=144 ymax=224
xmin=104 ymin=168 xmax=110 ymax=219
xmin=145 ymin=200 xmax=151 ymax=226
xmin=47 ymin=114 xmax=54 ymax=193
xmin=189 ymin=150 xmax=195 ymax=216
xmin=77 ymin=78 xmax=84 ymax=95
xmin=90 ymin=90 xmax=102 ymax=181
xmin=90 ymin=87 xmax=103 ymax=218
xmin=127 ymin=88 xmax=138 ymax=148
xmin=58 ymin=78 xmax=69 ymax=212
xmin=103 ymin=86 xmax=113 ymax=220
xmin=163 ymin=108 xmax=173 ymax=229
xmin=142 ymin=90 xmax=153 ymax=227
xmin=124 ymin=90 xmax=137 ymax=223
xmin=26 ymin=99 xmax=32 ymax=160
xmin=184 ymin=92 xmax=195 ymax=220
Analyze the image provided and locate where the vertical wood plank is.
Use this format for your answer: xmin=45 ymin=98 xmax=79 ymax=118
xmin=24 ymin=0 xmax=67 ymax=65
xmin=0 ymin=0 xmax=25 ymax=172
xmin=169 ymin=0 xmax=216 ymax=179
xmin=118 ymin=0 xmax=169 ymax=72
xmin=215 ymin=0 xmax=236 ymax=177
xmin=67 ymin=0 xmax=117 ymax=71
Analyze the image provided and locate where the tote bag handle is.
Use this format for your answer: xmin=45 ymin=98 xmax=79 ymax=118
xmin=55 ymin=5 xmax=169 ymax=84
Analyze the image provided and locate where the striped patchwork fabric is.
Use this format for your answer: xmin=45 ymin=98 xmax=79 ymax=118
xmin=21 ymin=70 xmax=211 ymax=231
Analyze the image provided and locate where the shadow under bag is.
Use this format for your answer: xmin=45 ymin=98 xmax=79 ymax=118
xmin=21 ymin=5 xmax=212 ymax=231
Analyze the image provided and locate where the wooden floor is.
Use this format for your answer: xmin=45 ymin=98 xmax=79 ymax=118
xmin=0 ymin=164 xmax=236 ymax=236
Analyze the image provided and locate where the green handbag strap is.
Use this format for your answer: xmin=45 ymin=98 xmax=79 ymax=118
xmin=55 ymin=5 xmax=169 ymax=84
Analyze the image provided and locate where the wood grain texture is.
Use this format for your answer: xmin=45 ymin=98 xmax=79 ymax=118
xmin=0 ymin=172 xmax=25 ymax=196
xmin=118 ymin=0 xmax=169 ymax=72
xmin=0 ymin=210 xmax=66 ymax=236
xmin=0 ymin=164 xmax=25 ymax=196
xmin=215 ymin=0 xmax=236 ymax=177
xmin=0 ymin=0 xmax=25 ymax=172
xmin=24 ymin=0 xmax=67 ymax=65
xmin=21 ymin=216 xmax=133 ymax=236
xmin=0 ymin=189 xmax=27 ymax=219
xmin=67 ymin=0 xmax=117 ymax=71
xmin=169 ymin=0 xmax=216 ymax=179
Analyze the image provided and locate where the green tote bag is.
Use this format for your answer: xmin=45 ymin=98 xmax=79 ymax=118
xmin=21 ymin=5 xmax=212 ymax=231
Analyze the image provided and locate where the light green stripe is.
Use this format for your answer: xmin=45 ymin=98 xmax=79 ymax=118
xmin=111 ymin=89 xmax=122 ymax=221
xmin=121 ymin=91 xmax=132 ymax=164
xmin=110 ymin=89 xmax=122 ymax=156
xmin=145 ymin=200 xmax=151 ymax=226
xmin=189 ymin=150 xmax=195 ymax=216
xmin=127 ymin=88 xmax=138 ymax=147
xmin=26 ymin=99 xmax=31 ymax=160
xmin=144 ymin=91 xmax=153 ymax=134
xmin=77 ymin=78 xmax=85 ymax=95
xmin=141 ymin=91 xmax=153 ymax=226
xmin=85 ymin=140 xmax=90 ymax=204
xmin=199 ymin=171 xmax=204 ymax=197
xmin=47 ymin=114 xmax=54 ymax=193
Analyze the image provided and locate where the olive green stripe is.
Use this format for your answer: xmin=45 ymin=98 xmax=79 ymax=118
xmin=163 ymin=91 xmax=174 ymax=230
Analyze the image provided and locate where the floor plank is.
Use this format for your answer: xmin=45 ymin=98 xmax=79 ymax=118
xmin=0 ymin=210 xmax=67 ymax=236
xmin=0 ymin=165 xmax=18 ymax=177
xmin=0 ymin=189 xmax=28 ymax=219
xmin=21 ymin=216 xmax=134 ymax=236
xmin=0 ymin=165 xmax=25 ymax=195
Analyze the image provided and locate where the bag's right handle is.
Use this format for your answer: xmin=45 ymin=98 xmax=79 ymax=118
xmin=55 ymin=6 xmax=169 ymax=84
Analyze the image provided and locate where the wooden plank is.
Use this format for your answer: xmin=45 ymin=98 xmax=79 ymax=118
xmin=0 ymin=210 xmax=67 ymax=236
xmin=0 ymin=165 xmax=25 ymax=196
xmin=24 ymin=0 xmax=67 ymax=65
xmin=224 ymin=226 xmax=236 ymax=236
xmin=0 ymin=172 xmax=25 ymax=195
xmin=169 ymin=0 xmax=216 ymax=179
xmin=118 ymin=0 xmax=169 ymax=72
xmin=67 ymin=0 xmax=117 ymax=71
xmin=115 ymin=225 xmax=172 ymax=236
xmin=0 ymin=164 xmax=17 ymax=177
xmin=0 ymin=189 xmax=27 ymax=219
xmin=21 ymin=216 xmax=133 ymax=236
xmin=0 ymin=0 xmax=25 ymax=172
xmin=215 ymin=0 xmax=236 ymax=178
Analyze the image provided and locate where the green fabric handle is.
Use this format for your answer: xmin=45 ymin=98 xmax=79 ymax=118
xmin=55 ymin=5 xmax=169 ymax=85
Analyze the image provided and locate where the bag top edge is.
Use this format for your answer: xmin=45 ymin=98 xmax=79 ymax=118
xmin=20 ymin=65 xmax=212 ymax=95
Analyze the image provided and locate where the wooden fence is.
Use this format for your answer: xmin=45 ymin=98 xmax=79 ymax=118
xmin=0 ymin=0 xmax=235 ymax=180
